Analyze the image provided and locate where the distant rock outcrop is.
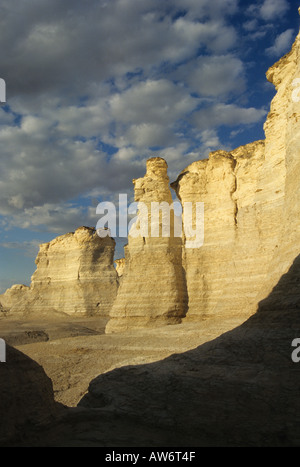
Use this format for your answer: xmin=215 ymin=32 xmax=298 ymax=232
xmin=0 ymin=226 xmax=118 ymax=316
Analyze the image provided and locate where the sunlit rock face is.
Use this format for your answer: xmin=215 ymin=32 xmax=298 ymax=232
xmin=106 ymin=28 xmax=300 ymax=330
xmin=105 ymin=157 xmax=188 ymax=333
xmin=0 ymin=226 xmax=118 ymax=316
xmin=172 ymin=29 xmax=300 ymax=322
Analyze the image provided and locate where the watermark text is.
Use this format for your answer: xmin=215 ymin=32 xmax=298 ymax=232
xmin=0 ymin=78 xmax=6 ymax=103
xmin=96 ymin=194 xmax=204 ymax=248
xmin=0 ymin=338 xmax=6 ymax=362
xmin=291 ymin=338 xmax=300 ymax=362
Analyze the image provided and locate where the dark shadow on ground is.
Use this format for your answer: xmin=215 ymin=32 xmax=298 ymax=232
xmin=0 ymin=344 xmax=66 ymax=446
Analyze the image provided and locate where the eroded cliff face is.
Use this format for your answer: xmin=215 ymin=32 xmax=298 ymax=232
xmin=106 ymin=27 xmax=300 ymax=329
xmin=0 ymin=226 xmax=118 ymax=316
xmin=105 ymin=157 xmax=188 ymax=333
xmin=254 ymin=29 xmax=300 ymax=310
xmin=171 ymin=140 xmax=270 ymax=320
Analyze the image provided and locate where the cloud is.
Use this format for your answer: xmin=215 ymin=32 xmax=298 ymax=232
xmin=266 ymin=29 xmax=295 ymax=57
xmin=176 ymin=55 xmax=245 ymax=97
xmin=108 ymin=79 xmax=197 ymax=149
xmin=0 ymin=239 xmax=42 ymax=257
xmin=173 ymin=17 xmax=237 ymax=53
xmin=0 ymin=0 xmax=271 ymax=236
xmin=0 ymin=0 xmax=239 ymax=100
xmin=110 ymin=79 xmax=195 ymax=126
xmin=2 ymin=203 xmax=99 ymax=234
xmin=200 ymin=129 xmax=221 ymax=150
xmin=193 ymin=103 xmax=267 ymax=130
xmin=126 ymin=123 xmax=176 ymax=149
xmin=259 ymin=0 xmax=289 ymax=21
xmin=0 ymin=111 xmax=145 ymax=218
xmin=243 ymin=19 xmax=259 ymax=32
xmin=246 ymin=0 xmax=290 ymax=22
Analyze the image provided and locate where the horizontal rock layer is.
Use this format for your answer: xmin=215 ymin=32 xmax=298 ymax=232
xmin=0 ymin=226 xmax=118 ymax=316
xmin=105 ymin=27 xmax=300 ymax=330
xmin=170 ymin=28 xmax=300 ymax=322
xmin=105 ymin=157 xmax=188 ymax=333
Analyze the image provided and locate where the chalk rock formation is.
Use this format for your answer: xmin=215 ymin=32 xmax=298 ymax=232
xmin=105 ymin=157 xmax=188 ymax=333
xmin=104 ymin=26 xmax=300 ymax=330
xmin=0 ymin=226 xmax=118 ymax=316
xmin=171 ymin=27 xmax=300 ymax=322
xmin=171 ymin=141 xmax=268 ymax=320
xmin=253 ymin=28 xmax=300 ymax=310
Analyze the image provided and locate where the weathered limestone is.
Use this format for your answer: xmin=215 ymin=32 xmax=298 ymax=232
xmin=0 ymin=226 xmax=118 ymax=316
xmin=170 ymin=28 xmax=300 ymax=322
xmin=105 ymin=157 xmax=188 ymax=333
xmin=104 ymin=26 xmax=300 ymax=329
xmin=171 ymin=141 xmax=269 ymax=320
xmin=252 ymin=28 xmax=300 ymax=310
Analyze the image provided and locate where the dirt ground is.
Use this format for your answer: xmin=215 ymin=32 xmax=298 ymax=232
xmin=0 ymin=313 xmax=248 ymax=407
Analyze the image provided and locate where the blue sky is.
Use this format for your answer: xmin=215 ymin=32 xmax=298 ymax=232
xmin=0 ymin=0 xmax=299 ymax=293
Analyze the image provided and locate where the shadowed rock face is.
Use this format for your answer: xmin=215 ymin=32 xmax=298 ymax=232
xmin=0 ymin=227 xmax=118 ymax=317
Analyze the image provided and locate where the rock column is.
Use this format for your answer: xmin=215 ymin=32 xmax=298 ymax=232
xmin=105 ymin=157 xmax=188 ymax=333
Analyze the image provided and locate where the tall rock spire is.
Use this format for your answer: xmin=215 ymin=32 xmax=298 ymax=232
xmin=105 ymin=157 xmax=188 ymax=333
